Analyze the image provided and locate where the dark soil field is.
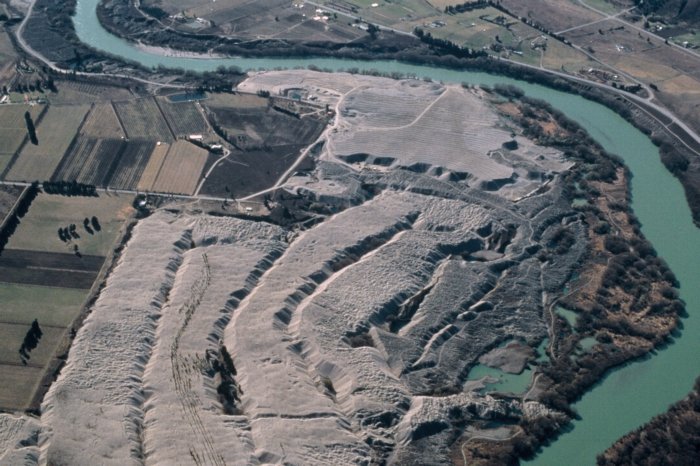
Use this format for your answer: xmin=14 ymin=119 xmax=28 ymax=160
xmin=199 ymin=144 xmax=308 ymax=198
xmin=106 ymin=140 xmax=155 ymax=189
xmin=0 ymin=249 xmax=104 ymax=272
xmin=53 ymin=137 xmax=122 ymax=185
xmin=50 ymin=81 xmax=134 ymax=105
xmin=156 ymin=98 xmax=209 ymax=137
xmin=113 ymin=97 xmax=174 ymax=142
xmin=0 ymin=266 xmax=97 ymax=289
xmin=200 ymin=95 xmax=327 ymax=197
xmin=206 ymin=100 xmax=326 ymax=149
xmin=53 ymin=138 xmax=154 ymax=189
xmin=0 ymin=249 xmax=102 ymax=289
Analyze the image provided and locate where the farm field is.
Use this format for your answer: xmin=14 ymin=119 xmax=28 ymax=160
xmin=205 ymin=95 xmax=326 ymax=149
xmin=205 ymin=92 xmax=267 ymax=109
xmin=107 ymin=140 xmax=156 ymax=189
xmin=0 ymin=249 xmax=102 ymax=289
xmin=0 ymin=26 xmax=17 ymax=84
xmin=0 ymin=283 xmax=86 ymax=327
xmin=0 ymin=104 xmax=46 ymax=171
xmin=0 ymin=324 xmax=67 ymax=369
xmin=402 ymin=6 xmax=591 ymax=68
xmin=137 ymin=142 xmax=170 ymax=191
xmin=0 ymin=366 xmax=43 ymax=411
xmin=143 ymin=0 xmax=366 ymax=42
xmin=498 ymin=0 xmax=603 ymax=33
xmin=5 ymin=193 xmax=134 ymax=257
xmin=199 ymin=144 xmax=308 ymax=198
xmin=562 ymin=19 xmax=700 ymax=132
xmin=80 ymin=102 xmax=125 ymax=139
xmin=53 ymin=137 xmax=154 ymax=190
xmin=52 ymin=137 xmax=125 ymax=186
xmin=156 ymin=98 xmax=208 ymax=137
xmin=5 ymin=105 xmax=89 ymax=182
xmin=150 ymin=140 xmax=208 ymax=195
xmin=0 ymin=317 xmax=70 ymax=411
xmin=352 ymin=0 xmax=438 ymax=29
xmin=113 ymin=97 xmax=174 ymax=142
xmin=48 ymin=81 xmax=133 ymax=105
xmin=199 ymin=91 xmax=328 ymax=197
xmin=0 ymin=192 xmax=133 ymax=411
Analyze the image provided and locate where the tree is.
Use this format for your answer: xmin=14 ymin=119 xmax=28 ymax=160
xmin=19 ymin=319 xmax=43 ymax=362
xmin=367 ymin=23 xmax=380 ymax=39
xmin=24 ymin=111 xmax=38 ymax=145
xmin=83 ymin=217 xmax=94 ymax=234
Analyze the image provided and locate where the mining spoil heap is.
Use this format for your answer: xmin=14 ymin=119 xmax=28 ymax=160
xmin=2 ymin=71 xmax=629 ymax=465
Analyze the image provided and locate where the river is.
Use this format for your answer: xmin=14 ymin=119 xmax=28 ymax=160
xmin=71 ymin=0 xmax=700 ymax=463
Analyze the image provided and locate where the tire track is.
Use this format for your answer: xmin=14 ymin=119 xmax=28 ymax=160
xmin=167 ymin=253 xmax=227 ymax=466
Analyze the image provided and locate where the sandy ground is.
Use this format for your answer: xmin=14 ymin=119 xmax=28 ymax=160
xmin=239 ymin=70 xmax=571 ymax=199
xmin=0 ymin=71 xmax=580 ymax=465
xmin=136 ymin=43 xmax=226 ymax=60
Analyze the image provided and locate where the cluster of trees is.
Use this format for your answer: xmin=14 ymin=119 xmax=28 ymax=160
xmin=659 ymin=141 xmax=689 ymax=174
xmin=504 ymin=92 xmax=622 ymax=181
xmin=42 ymin=180 xmax=97 ymax=196
xmin=0 ymin=183 xmax=39 ymax=256
xmin=84 ymin=216 xmax=101 ymax=234
xmin=479 ymin=89 xmax=688 ymax=464
xmin=633 ymin=0 xmax=666 ymax=15
xmin=57 ymin=217 xmax=99 ymax=243
xmin=12 ymin=78 xmax=57 ymax=94
xmin=271 ymin=104 xmax=300 ymax=119
xmin=19 ymin=319 xmax=43 ymax=363
xmin=208 ymin=119 xmax=235 ymax=148
xmin=57 ymin=224 xmax=80 ymax=242
xmin=611 ymin=82 xmax=643 ymax=94
xmin=444 ymin=0 xmax=490 ymax=14
xmin=414 ymin=27 xmax=488 ymax=59
xmin=140 ymin=5 xmax=169 ymax=21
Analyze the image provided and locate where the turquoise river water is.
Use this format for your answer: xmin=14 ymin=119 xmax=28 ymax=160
xmin=70 ymin=1 xmax=700 ymax=463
